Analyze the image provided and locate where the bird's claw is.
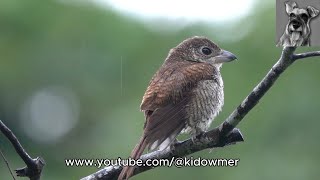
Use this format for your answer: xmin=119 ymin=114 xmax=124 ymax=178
xmin=191 ymin=132 xmax=205 ymax=144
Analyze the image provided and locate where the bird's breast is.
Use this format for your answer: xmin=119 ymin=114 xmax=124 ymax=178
xmin=183 ymin=77 xmax=224 ymax=135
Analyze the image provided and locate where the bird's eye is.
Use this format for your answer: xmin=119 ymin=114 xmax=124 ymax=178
xmin=289 ymin=13 xmax=295 ymax=18
xmin=201 ymin=47 xmax=212 ymax=55
xmin=301 ymin=13 xmax=309 ymax=22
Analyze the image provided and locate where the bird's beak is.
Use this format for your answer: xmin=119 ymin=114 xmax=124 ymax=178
xmin=214 ymin=50 xmax=237 ymax=63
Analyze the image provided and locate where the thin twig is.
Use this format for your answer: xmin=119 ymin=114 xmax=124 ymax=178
xmin=82 ymin=46 xmax=320 ymax=180
xmin=0 ymin=120 xmax=45 ymax=180
xmin=293 ymin=51 xmax=320 ymax=60
xmin=0 ymin=147 xmax=16 ymax=180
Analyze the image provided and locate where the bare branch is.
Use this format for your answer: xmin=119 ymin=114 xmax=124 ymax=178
xmin=82 ymin=46 xmax=320 ymax=180
xmin=81 ymin=127 xmax=243 ymax=180
xmin=0 ymin=148 xmax=16 ymax=180
xmin=225 ymin=47 xmax=296 ymax=127
xmin=0 ymin=120 xmax=45 ymax=180
xmin=293 ymin=51 xmax=320 ymax=60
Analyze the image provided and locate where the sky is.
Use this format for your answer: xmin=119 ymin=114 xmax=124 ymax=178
xmin=93 ymin=0 xmax=257 ymax=23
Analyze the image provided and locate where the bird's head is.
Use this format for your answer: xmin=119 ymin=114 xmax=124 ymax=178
xmin=167 ymin=36 xmax=237 ymax=67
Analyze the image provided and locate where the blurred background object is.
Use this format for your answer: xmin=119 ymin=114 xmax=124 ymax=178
xmin=0 ymin=0 xmax=319 ymax=179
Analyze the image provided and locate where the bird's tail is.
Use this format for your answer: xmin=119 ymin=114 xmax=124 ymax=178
xmin=118 ymin=135 xmax=148 ymax=180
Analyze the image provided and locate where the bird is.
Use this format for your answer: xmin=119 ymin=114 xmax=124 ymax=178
xmin=118 ymin=36 xmax=237 ymax=179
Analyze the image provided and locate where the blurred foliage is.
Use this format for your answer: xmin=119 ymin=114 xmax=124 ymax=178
xmin=0 ymin=0 xmax=320 ymax=180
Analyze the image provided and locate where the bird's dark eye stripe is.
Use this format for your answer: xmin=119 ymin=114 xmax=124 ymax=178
xmin=201 ymin=47 xmax=212 ymax=55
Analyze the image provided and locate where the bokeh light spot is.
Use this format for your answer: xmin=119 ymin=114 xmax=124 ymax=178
xmin=20 ymin=86 xmax=80 ymax=144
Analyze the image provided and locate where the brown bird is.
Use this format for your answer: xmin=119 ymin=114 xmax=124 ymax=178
xmin=118 ymin=36 xmax=236 ymax=179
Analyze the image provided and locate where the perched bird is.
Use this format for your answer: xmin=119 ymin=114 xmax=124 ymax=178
xmin=118 ymin=36 xmax=236 ymax=179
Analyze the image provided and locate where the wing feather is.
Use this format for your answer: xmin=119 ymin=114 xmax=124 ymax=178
xmin=141 ymin=61 xmax=214 ymax=111
xmin=140 ymin=61 xmax=215 ymax=150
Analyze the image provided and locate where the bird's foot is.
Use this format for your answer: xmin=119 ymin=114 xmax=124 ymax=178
xmin=169 ymin=138 xmax=182 ymax=151
xmin=191 ymin=132 xmax=205 ymax=144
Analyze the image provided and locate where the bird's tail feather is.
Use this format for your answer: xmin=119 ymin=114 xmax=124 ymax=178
xmin=118 ymin=135 xmax=147 ymax=180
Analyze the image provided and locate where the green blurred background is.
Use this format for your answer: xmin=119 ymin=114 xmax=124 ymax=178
xmin=1 ymin=0 xmax=320 ymax=179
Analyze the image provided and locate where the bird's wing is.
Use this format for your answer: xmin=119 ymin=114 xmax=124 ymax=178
xmin=140 ymin=61 xmax=215 ymax=150
xmin=141 ymin=61 xmax=214 ymax=110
